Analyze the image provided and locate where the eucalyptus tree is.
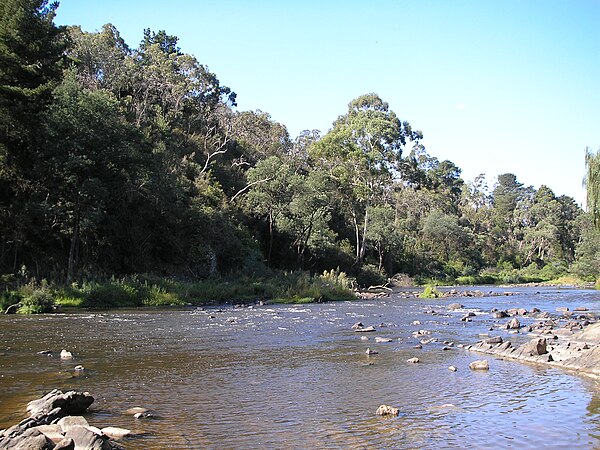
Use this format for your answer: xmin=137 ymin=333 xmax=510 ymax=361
xmin=310 ymin=93 xmax=422 ymax=266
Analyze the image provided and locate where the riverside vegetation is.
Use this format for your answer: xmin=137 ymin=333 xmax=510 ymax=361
xmin=2 ymin=1 xmax=600 ymax=313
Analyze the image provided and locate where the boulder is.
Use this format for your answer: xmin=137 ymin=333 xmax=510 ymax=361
xmin=483 ymin=336 xmax=503 ymax=345
xmin=375 ymin=337 xmax=393 ymax=343
xmin=31 ymin=424 xmax=64 ymax=444
xmin=448 ymin=303 xmax=463 ymax=311
xmin=406 ymin=357 xmax=420 ymax=363
xmin=351 ymin=322 xmax=364 ymax=329
xmin=574 ymin=322 xmax=600 ymax=344
xmin=365 ymin=348 xmax=378 ymax=355
xmin=0 ymin=427 xmax=53 ymax=450
xmin=494 ymin=311 xmax=510 ymax=318
xmin=64 ymin=425 xmax=111 ymax=450
xmin=57 ymin=416 xmax=89 ymax=433
xmin=515 ymin=338 xmax=548 ymax=356
xmin=27 ymin=390 xmax=94 ymax=418
xmin=60 ymin=350 xmax=73 ymax=360
xmin=469 ymin=360 xmax=490 ymax=370
xmin=506 ymin=318 xmax=521 ymax=330
xmin=100 ymin=427 xmax=131 ymax=440
xmin=376 ymin=405 xmax=399 ymax=416
xmin=448 ymin=366 xmax=457 ymax=372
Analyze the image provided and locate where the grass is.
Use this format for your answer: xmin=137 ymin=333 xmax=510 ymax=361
xmin=2 ymin=269 xmax=357 ymax=313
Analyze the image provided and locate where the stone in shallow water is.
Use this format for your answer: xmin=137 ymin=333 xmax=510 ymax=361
xmin=469 ymin=360 xmax=490 ymax=370
xmin=406 ymin=357 xmax=420 ymax=363
xmin=376 ymin=405 xmax=399 ymax=416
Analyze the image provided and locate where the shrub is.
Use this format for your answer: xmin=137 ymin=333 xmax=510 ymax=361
xmin=356 ymin=264 xmax=386 ymax=288
xmin=84 ymin=281 xmax=141 ymax=308
xmin=419 ymin=285 xmax=442 ymax=299
xmin=18 ymin=282 xmax=55 ymax=314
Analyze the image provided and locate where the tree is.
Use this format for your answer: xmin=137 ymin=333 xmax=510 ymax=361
xmin=585 ymin=147 xmax=600 ymax=227
xmin=0 ymin=0 xmax=68 ymax=273
xmin=310 ymin=93 xmax=421 ymax=266
xmin=244 ymin=156 xmax=301 ymax=266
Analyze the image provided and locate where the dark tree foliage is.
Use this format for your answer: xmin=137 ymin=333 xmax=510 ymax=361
xmin=0 ymin=7 xmax=591 ymax=284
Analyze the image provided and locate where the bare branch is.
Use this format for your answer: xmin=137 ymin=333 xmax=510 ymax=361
xmin=230 ymin=177 xmax=272 ymax=203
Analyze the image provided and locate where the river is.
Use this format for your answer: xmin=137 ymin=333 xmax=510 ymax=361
xmin=1 ymin=286 xmax=600 ymax=449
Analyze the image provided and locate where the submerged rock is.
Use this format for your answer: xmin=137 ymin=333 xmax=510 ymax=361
xmin=406 ymin=357 xmax=420 ymax=363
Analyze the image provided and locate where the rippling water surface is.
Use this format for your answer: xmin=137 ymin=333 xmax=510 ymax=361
xmin=1 ymin=286 xmax=600 ymax=448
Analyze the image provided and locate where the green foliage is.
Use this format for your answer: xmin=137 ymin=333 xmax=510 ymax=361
xmin=355 ymin=264 xmax=386 ymax=288
xmin=419 ymin=285 xmax=442 ymax=299
xmin=17 ymin=282 xmax=55 ymax=314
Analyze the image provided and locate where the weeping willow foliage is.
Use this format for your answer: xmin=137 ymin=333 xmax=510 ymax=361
xmin=585 ymin=147 xmax=600 ymax=228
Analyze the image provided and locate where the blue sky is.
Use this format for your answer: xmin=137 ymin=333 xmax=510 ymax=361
xmin=54 ymin=0 xmax=599 ymax=206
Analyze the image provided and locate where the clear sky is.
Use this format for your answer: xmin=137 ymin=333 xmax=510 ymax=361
xmin=54 ymin=0 xmax=599 ymax=206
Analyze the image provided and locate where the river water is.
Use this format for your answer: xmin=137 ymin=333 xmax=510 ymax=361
xmin=1 ymin=286 xmax=600 ymax=449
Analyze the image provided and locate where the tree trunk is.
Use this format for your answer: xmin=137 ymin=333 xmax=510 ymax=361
xmin=267 ymin=213 xmax=274 ymax=267
xmin=358 ymin=208 xmax=369 ymax=265
xmin=67 ymin=200 xmax=80 ymax=284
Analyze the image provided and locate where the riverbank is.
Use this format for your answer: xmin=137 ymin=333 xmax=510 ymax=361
xmin=446 ymin=298 xmax=600 ymax=379
xmin=1 ymin=270 xmax=356 ymax=313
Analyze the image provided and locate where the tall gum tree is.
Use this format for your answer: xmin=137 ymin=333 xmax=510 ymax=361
xmin=310 ymin=93 xmax=422 ymax=266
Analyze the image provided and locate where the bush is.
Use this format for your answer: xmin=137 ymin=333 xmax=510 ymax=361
xmin=18 ymin=282 xmax=55 ymax=314
xmin=419 ymin=285 xmax=442 ymax=299
xmin=84 ymin=281 xmax=141 ymax=308
xmin=355 ymin=264 xmax=386 ymax=288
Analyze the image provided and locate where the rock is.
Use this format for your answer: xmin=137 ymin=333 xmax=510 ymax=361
xmin=448 ymin=366 xmax=457 ymax=372
xmin=31 ymin=424 xmax=64 ymax=444
xmin=412 ymin=320 xmax=421 ymax=325
xmin=483 ymin=336 xmax=503 ymax=345
xmin=376 ymin=405 xmax=399 ymax=416
xmin=365 ymin=348 xmax=378 ymax=355
xmin=133 ymin=412 xmax=154 ymax=419
xmin=375 ymin=337 xmax=393 ymax=343
xmin=556 ymin=307 xmax=570 ymax=312
xmin=101 ymin=427 xmax=131 ymax=440
xmin=60 ymin=350 xmax=73 ymax=360
xmin=351 ymin=322 xmax=364 ymax=329
xmin=515 ymin=338 xmax=548 ymax=356
xmin=53 ymin=437 xmax=75 ymax=450
xmin=57 ymin=416 xmax=89 ymax=433
xmin=574 ymin=307 xmax=589 ymax=312
xmin=506 ymin=318 xmax=521 ymax=329
xmin=448 ymin=303 xmax=463 ymax=311
xmin=125 ymin=406 xmax=148 ymax=416
xmin=0 ymin=427 xmax=53 ymax=450
xmin=494 ymin=311 xmax=509 ymax=318
xmin=469 ymin=360 xmax=490 ymax=370
xmin=360 ymin=336 xmax=369 ymax=341
xmin=354 ymin=326 xmax=376 ymax=333
xmin=574 ymin=322 xmax=600 ymax=344
xmin=406 ymin=357 xmax=420 ymax=363
xmin=64 ymin=425 xmax=111 ymax=450
xmin=413 ymin=344 xmax=422 ymax=349
xmin=37 ymin=350 xmax=52 ymax=356
xmin=27 ymin=390 xmax=94 ymax=418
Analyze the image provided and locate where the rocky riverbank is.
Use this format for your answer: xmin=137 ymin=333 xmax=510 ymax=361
xmin=0 ymin=390 xmax=134 ymax=449
xmin=462 ymin=305 xmax=600 ymax=378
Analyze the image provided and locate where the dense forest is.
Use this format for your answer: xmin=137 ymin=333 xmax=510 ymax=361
xmin=2 ymin=1 xmax=600 ymax=308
